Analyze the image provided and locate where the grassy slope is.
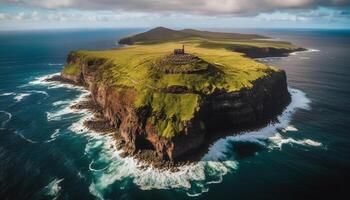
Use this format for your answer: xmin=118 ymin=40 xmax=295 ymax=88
xmin=64 ymin=28 xmax=298 ymax=138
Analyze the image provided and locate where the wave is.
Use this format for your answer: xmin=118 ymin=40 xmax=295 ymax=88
xmin=290 ymin=48 xmax=320 ymax=56
xmin=269 ymin=133 xmax=322 ymax=150
xmin=14 ymin=93 xmax=30 ymax=102
xmin=74 ymin=88 xmax=323 ymax=199
xmin=27 ymin=90 xmax=49 ymax=97
xmin=48 ymin=63 xmax=64 ymax=66
xmin=47 ymin=92 xmax=90 ymax=121
xmin=15 ymin=131 xmax=38 ymax=144
xmin=44 ymin=129 xmax=60 ymax=143
xmin=0 ymin=111 xmax=12 ymax=129
xmin=53 ymin=100 xmax=71 ymax=106
xmin=6 ymin=90 xmax=49 ymax=102
xmin=203 ymin=88 xmax=315 ymax=161
xmin=25 ymin=72 xmax=85 ymax=90
xmin=52 ymin=69 xmax=319 ymax=198
xmin=43 ymin=178 xmax=64 ymax=200
xmin=0 ymin=92 xmax=15 ymax=96
xmin=26 ymin=73 xmax=61 ymax=86
xmin=89 ymin=161 xmax=109 ymax=172
xmin=283 ymin=125 xmax=298 ymax=132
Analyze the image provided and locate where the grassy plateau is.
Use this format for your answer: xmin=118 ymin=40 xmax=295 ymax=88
xmin=63 ymin=27 xmax=301 ymax=138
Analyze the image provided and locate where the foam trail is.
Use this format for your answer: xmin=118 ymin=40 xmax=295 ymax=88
xmin=0 ymin=92 xmax=15 ymax=96
xmin=203 ymin=88 xmax=318 ymax=162
xmin=0 ymin=111 xmax=12 ymax=129
xmin=269 ymin=133 xmax=322 ymax=150
xmin=283 ymin=125 xmax=298 ymax=132
xmin=27 ymin=90 xmax=49 ymax=97
xmin=89 ymin=161 xmax=109 ymax=172
xmin=43 ymin=178 xmax=64 ymax=200
xmin=290 ymin=48 xmax=320 ymax=56
xmin=48 ymin=63 xmax=64 ymax=66
xmin=14 ymin=93 xmax=30 ymax=102
xmin=45 ymin=129 xmax=60 ymax=143
xmin=70 ymin=88 xmax=317 ymax=199
xmin=51 ymin=65 xmax=316 ymax=198
xmin=53 ymin=100 xmax=71 ymax=106
xmin=15 ymin=131 xmax=38 ymax=144
xmin=47 ymin=91 xmax=90 ymax=121
xmin=24 ymin=72 xmax=85 ymax=90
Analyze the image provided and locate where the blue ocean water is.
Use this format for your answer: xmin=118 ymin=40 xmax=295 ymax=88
xmin=0 ymin=28 xmax=349 ymax=200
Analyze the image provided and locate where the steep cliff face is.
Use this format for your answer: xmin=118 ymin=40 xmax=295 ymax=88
xmin=233 ymin=46 xmax=306 ymax=58
xmin=61 ymin=52 xmax=290 ymax=161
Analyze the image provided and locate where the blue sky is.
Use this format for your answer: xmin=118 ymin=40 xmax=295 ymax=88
xmin=0 ymin=0 xmax=349 ymax=30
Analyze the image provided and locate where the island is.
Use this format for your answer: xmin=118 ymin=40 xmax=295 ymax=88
xmin=51 ymin=27 xmax=305 ymax=167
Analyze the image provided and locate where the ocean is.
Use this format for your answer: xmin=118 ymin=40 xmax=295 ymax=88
xmin=0 ymin=28 xmax=349 ymax=200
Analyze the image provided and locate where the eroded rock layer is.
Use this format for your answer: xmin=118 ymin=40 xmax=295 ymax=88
xmin=61 ymin=52 xmax=290 ymax=161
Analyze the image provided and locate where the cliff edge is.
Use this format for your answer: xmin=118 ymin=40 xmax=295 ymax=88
xmin=59 ymin=28 xmax=294 ymax=163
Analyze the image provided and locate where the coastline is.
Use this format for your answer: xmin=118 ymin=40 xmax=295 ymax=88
xmin=45 ymin=67 xmax=291 ymax=170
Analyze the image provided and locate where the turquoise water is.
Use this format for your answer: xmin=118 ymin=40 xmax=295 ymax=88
xmin=0 ymin=29 xmax=349 ymax=199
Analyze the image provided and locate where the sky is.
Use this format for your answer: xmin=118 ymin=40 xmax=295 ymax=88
xmin=0 ymin=0 xmax=350 ymax=30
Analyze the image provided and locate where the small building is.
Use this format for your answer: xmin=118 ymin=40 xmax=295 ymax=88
xmin=174 ymin=45 xmax=185 ymax=55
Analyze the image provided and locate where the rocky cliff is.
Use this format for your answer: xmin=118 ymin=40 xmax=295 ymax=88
xmin=61 ymin=52 xmax=291 ymax=162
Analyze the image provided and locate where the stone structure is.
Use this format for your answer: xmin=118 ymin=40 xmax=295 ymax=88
xmin=174 ymin=45 xmax=185 ymax=55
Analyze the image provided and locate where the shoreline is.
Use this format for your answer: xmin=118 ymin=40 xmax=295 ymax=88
xmin=45 ymin=72 xmax=291 ymax=171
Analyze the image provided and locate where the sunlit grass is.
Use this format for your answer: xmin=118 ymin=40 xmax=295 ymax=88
xmin=63 ymin=38 xmax=286 ymax=137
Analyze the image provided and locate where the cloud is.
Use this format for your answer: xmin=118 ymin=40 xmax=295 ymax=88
xmin=4 ymin=0 xmax=350 ymax=16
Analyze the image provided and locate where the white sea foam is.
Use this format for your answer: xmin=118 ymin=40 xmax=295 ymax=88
xmin=53 ymin=100 xmax=71 ymax=106
xmin=203 ymin=88 xmax=316 ymax=161
xmin=45 ymin=129 xmax=60 ymax=143
xmin=22 ymin=72 xmax=86 ymax=91
xmin=43 ymin=178 xmax=64 ymax=200
xmin=48 ymin=65 xmax=319 ymax=198
xmin=0 ymin=92 xmax=15 ymax=96
xmin=269 ymin=133 xmax=322 ymax=150
xmin=47 ymin=91 xmax=90 ymax=121
xmin=27 ymin=90 xmax=49 ymax=97
xmin=0 ymin=111 xmax=12 ymax=129
xmin=48 ymin=63 xmax=64 ymax=66
xmin=283 ymin=125 xmax=298 ymax=132
xmin=27 ymin=73 xmax=60 ymax=86
xmin=290 ymin=48 xmax=320 ymax=56
xmin=15 ymin=131 xmax=38 ymax=144
xmin=65 ymin=88 xmax=323 ymax=199
xmin=14 ymin=93 xmax=30 ymax=102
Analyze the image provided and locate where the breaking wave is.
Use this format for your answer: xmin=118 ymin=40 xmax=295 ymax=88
xmin=203 ymin=88 xmax=318 ymax=161
xmin=45 ymin=67 xmax=319 ymax=199
xmin=47 ymin=90 xmax=90 ymax=121
xmin=44 ymin=129 xmax=60 ymax=143
xmin=23 ymin=72 xmax=84 ymax=90
xmin=0 ymin=92 xmax=15 ymax=96
xmin=43 ymin=178 xmax=64 ymax=200
xmin=290 ymin=48 xmax=320 ymax=56
xmin=14 ymin=93 xmax=30 ymax=102
xmin=62 ymin=85 xmax=320 ymax=198
xmin=2 ymin=90 xmax=49 ymax=102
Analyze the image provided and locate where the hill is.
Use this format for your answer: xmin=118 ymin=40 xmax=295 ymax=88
xmin=119 ymin=27 xmax=304 ymax=58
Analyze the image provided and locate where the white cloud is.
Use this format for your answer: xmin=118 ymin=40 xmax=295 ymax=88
xmin=4 ymin=0 xmax=350 ymax=16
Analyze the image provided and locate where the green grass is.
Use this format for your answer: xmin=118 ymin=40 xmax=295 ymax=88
xmin=62 ymin=64 xmax=80 ymax=75
xmin=62 ymin=32 xmax=295 ymax=138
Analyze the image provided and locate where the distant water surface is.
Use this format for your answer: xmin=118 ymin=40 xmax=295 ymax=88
xmin=0 ymin=28 xmax=349 ymax=199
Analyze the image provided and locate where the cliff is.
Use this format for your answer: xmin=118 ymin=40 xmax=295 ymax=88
xmin=60 ymin=35 xmax=292 ymax=162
